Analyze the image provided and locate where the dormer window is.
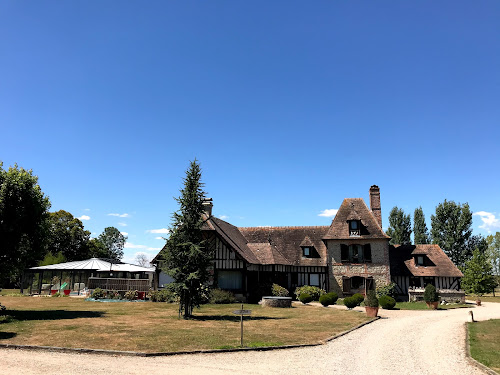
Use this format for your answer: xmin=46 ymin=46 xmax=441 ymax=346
xmin=301 ymin=245 xmax=319 ymax=258
xmin=303 ymin=247 xmax=310 ymax=257
xmin=349 ymin=220 xmax=361 ymax=237
xmin=416 ymin=256 xmax=424 ymax=266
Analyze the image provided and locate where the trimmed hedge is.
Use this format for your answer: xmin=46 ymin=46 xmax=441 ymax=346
xmin=379 ymin=295 xmax=396 ymax=309
xmin=343 ymin=296 xmax=358 ymax=309
xmin=294 ymin=286 xmax=325 ymax=301
xmin=319 ymin=292 xmax=338 ymax=307
xmin=209 ymin=289 xmax=236 ymax=304
xmin=272 ymin=284 xmax=290 ymax=297
xmin=424 ymin=284 xmax=439 ymax=302
xmin=352 ymin=293 xmax=365 ymax=306
xmin=299 ymin=293 xmax=313 ymax=304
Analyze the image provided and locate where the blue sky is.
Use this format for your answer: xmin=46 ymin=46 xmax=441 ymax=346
xmin=1 ymin=1 xmax=499 ymax=264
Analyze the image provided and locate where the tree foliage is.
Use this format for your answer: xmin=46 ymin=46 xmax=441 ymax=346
xmin=0 ymin=163 xmax=51 ymax=286
xmin=96 ymin=227 xmax=126 ymax=260
xmin=431 ymin=200 xmax=472 ymax=266
xmin=413 ymin=207 xmax=430 ymax=244
xmin=46 ymin=210 xmax=91 ymax=261
xmin=386 ymin=206 xmax=412 ymax=245
xmin=39 ymin=251 xmax=66 ymax=266
xmin=160 ymin=160 xmax=213 ymax=318
xmin=135 ymin=253 xmax=150 ymax=267
xmin=461 ymin=249 xmax=498 ymax=296
xmin=487 ymin=232 xmax=500 ymax=276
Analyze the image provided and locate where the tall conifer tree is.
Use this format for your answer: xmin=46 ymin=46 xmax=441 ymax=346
xmin=413 ymin=207 xmax=430 ymax=244
xmin=160 ymin=160 xmax=213 ymax=318
xmin=386 ymin=206 xmax=412 ymax=245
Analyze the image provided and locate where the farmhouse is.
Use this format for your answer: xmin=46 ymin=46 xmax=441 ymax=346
xmin=154 ymin=186 xmax=463 ymax=301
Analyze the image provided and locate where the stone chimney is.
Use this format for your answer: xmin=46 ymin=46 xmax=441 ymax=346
xmin=202 ymin=198 xmax=213 ymax=217
xmin=369 ymin=185 xmax=382 ymax=228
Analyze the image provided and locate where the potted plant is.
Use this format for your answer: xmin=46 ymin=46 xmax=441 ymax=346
xmin=364 ymin=290 xmax=379 ymax=317
xmin=423 ymin=284 xmax=439 ymax=309
xmin=475 ymin=296 xmax=481 ymax=306
xmin=50 ymin=276 xmax=60 ymax=295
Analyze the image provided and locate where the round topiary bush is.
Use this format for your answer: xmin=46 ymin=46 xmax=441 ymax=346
xmin=352 ymin=293 xmax=365 ymax=306
xmin=299 ymin=293 xmax=313 ymax=304
xmin=319 ymin=292 xmax=338 ymax=307
xmin=379 ymin=295 xmax=396 ymax=309
xmin=344 ymin=296 xmax=358 ymax=309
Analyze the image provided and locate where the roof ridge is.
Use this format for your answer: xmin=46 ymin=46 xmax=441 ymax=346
xmin=238 ymin=225 xmax=329 ymax=230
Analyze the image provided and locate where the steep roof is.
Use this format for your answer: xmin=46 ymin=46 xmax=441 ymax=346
xmin=239 ymin=226 xmax=329 ymax=267
xmin=322 ymin=198 xmax=390 ymax=240
xmin=29 ymin=258 xmax=155 ymax=273
xmin=389 ymin=244 xmax=463 ymax=277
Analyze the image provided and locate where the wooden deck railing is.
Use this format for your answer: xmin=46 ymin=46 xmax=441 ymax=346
xmin=87 ymin=277 xmax=151 ymax=292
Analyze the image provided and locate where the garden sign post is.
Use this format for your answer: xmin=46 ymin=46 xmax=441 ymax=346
xmin=232 ymin=304 xmax=251 ymax=347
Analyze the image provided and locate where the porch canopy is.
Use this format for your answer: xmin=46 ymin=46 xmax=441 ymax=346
xmin=26 ymin=258 xmax=155 ymax=295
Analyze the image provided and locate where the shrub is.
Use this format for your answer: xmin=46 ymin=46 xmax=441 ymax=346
xmin=376 ymin=282 xmax=397 ymax=298
xmin=108 ymin=290 xmax=121 ymax=300
xmin=299 ymin=293 xmax=313 ymax=304
xmin=319 ymin=292 xmax=338 ymax=306
xmin=379 ymin=295 xmax=396 ymax=309
xmin=423 ymin=284 xmax=439 ymax=302
xmin=91 ymin=288 xmax=106 ymax=300
xmin=352 ymin=293 xmax=365 ymax=306
xmin=209 ymin=289 xmax=236 ymax=304
xmin=343 ymin=296 xmax=358 ymax=309
xmin=294 ymin=286 xmax=325 ymax=301
xmin=364 ymin=290 xmax=379 ymax=308
xmin=124 ymin=290 xmax=138 ymax=300
xmin=272 ymin=284 xmax=289 ymax=297
xmin=51 ymin=292 xmax=61 ymax=298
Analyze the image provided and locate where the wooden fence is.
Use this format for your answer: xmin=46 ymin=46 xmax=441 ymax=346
xmin=87 ymin=277 xmax=151 ymax=292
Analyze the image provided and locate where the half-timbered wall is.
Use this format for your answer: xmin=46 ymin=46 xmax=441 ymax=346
xmin=392 ymin=276 xmax=461 ymax=297
xmin=213 ymin=237 xmax=245 ymax=269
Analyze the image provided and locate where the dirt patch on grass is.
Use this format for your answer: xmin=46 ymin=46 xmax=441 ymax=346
xmin=0 ymin=296 xmax=369 ymax=352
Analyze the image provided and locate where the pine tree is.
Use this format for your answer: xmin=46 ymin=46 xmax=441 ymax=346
xmin=160 ymin=160 xmax=213 ymax=318
xmin=386 ymin=206 xmax=412 ymax=245
xmin=461 ymin=249 xmax=498 ymax=296
xmin=413 ymin=207 xmax=430 ymax=244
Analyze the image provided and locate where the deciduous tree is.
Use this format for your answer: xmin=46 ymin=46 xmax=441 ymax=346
xmin=413 ymin=207 xmax=430 ymax=244
xmin=97 ymin=227 xmax=126 ymax=260
xmin=486 ymin=232 xmax=500 ymax=276
xmin=386 ymin=207 xmax=412 ymax=245
xmin=159 ymin=160 xmax=213 ymax=318
xmin=431 ymin=200 xmax=472 ymax=266
xmin=461 ymin=249 xmax=498 ymax=296
xmin=46 ymin=210 xmax=91 ymax=261
xmin=0 ymin=163 xmax=51 ymax=286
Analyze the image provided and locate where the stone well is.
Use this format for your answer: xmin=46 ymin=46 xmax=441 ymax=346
xmin=261 ymin=296 xmax=292 ymax=308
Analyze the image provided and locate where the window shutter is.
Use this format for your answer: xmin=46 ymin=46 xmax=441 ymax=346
xmin=342 ymin=276 xmax=351 ymax=294
xmin=364 ymin=244 xmax=372 ymax=262
xmin=341 ymin=245 xmax=349 ymax=262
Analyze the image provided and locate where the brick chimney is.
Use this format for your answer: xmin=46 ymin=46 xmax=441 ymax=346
xmin=369 ymin=185 xmax=382 ymax=228
xmin=202 ymin=198 xmax=213 ymax=217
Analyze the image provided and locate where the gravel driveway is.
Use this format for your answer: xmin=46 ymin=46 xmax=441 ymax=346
xmin=3 ymin=302 xmax=500 ymax=375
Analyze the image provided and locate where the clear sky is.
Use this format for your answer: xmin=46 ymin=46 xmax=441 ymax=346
xmin=1 ymin=1 xmax=499 ymax=264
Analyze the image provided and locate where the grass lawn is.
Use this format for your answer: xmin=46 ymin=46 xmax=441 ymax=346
xmin=0 ymin=296 xmax=370 ymax=352
xmin=467 ymin=296 xmax=500 ymax=303
xmin=468 ymin=319 xmax=500 ymax=373
xmin=394 ymin=302 xmax=472 ymax=310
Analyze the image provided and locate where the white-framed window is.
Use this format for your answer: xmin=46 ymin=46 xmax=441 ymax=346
xmin=349 ymin=220 xmax=361 ymax=236
xmin=417 ymin=256 xmax=424 ymax=266
xmin=303 ymin=247 xmax=310 ymax=257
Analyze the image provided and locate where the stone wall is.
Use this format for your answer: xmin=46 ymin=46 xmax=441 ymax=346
xmin=327 ymin=239 xmax=391 ymax=297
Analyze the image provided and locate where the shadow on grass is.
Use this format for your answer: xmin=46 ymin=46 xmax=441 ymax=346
xmin=1 ymin=310 xmax=105 ymax=323
xmin=0 ymin=332 xmax=17 ymax=339
xmin=190 ymin=315 xmax=284 ymax=322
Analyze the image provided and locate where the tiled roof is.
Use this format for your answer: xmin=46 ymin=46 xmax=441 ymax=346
xmin=322 ymin=198 xmax=390 ymax=240
xmin=389 ymin=244 xmax=463 ymax=277
xmin=239 ymin=226 xmax=329 ymax=267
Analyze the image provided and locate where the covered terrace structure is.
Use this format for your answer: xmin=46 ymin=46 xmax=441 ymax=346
xmin=25 ymin=258 xmax=155 ymax=296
